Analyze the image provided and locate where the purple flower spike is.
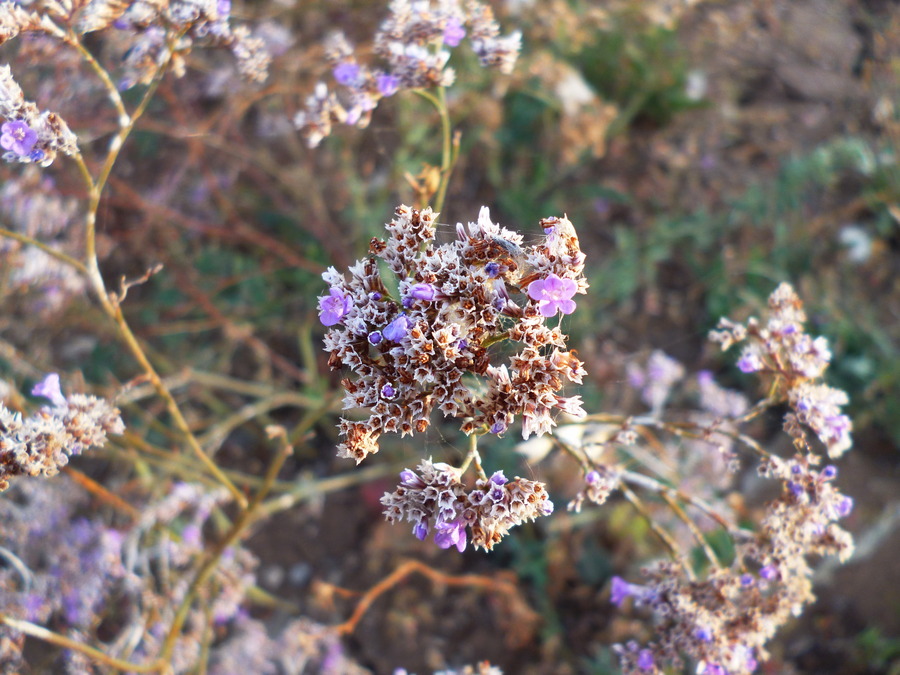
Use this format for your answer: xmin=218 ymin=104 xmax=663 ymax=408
xmin=333 ymin=61 xmax=360 ymax=86
xmin=1 ymin=120 xmax=38 ymax=157
xmin=407 ymin=282 xmax=437 ymax=302
xmin=527 ymin=273 xmax=578 ymax=317
xmin=318 ymin=288 xmax=353 ymax=326
xmin=443 ymin=18 xmax=466 ymax=46
xmin=32 ymin=373 xmax=67 ymax=407
xmin=383 ymin=314 xmax=412 ymax=342
xmin=376 ymin=73 xmax=400 ymax=97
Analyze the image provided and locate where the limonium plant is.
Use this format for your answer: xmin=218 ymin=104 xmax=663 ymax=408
xmin=0 ymin=0 xmax=862 ymax=673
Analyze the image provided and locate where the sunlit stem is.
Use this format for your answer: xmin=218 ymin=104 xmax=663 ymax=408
xmin=620 ymin=483 xmax=695 ymax=580
xmin=458 ymin=433 xmax=486 ymax=479
xmin=413 ymin=87 xmax=456 ymax=215
xmin=68 ymin=31 xmax=246 ymax=508
xmin=0 ymin=226 xmax=87 ymax=274
xmin=0 ymin=615 xmax=161 ymax=674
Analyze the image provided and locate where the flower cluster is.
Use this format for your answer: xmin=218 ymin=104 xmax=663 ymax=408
xmin=608 ymin=284 xmax=856 ymax=675
xmin=710 ymin=282 xmax=852 ymax=457
xmin=567 ymin=466 xmax=622 ymax=513
xmin=609 ymin=455 xmax=854 ymax=675
xmin=0 ymin=166 xmax=85 ymax=311
xmin=0 ymin=476 xmax=128 ymax=673
xmin=295 ymin=0 xmax=522 ymax=146
xmin=320 ymin=204 xmax=587 ymax=463
xmin=626 ymin=349 xmax=686 ymax=414
xmin=0 ymin=65 xmax=78 ymax=166
xmin=381 ymin=458 xmax=554 ymax=552
xmin=108 ymin=0 xmax=271 ymax=88
xmin=0 ymin=374 xmax=125 ymax=491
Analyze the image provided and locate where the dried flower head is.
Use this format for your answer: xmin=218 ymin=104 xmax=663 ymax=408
xmin=381 ymin=458 xmax=553 ymax=552
xmin=0 ymin=374 xmax=124 ymax=490
xmin=321 ymin=205 xmax=587 ymax=463
xmin=296 ymin=0 xmax=521 ymax=146
xmin=0 ymin=66 xmax=78 ymax=166
xmin=710 ymin=282 xmax=852 ymax=457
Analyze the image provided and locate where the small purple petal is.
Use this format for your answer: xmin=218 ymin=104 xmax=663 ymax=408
xmin=376 ymin=73 xmax=400 ymax=97
xmin=407 ymin=283 xmax=437 ymax=302
xmin=318 ymin=288 xmax=353 ymax=326
xmin=637 ymin=649 xmax=654 ymax=671
xmin=759 ymin=565 xmax=778 ymax=581
xmin=489 ymin=470 xmax=507 ymax=485
xmin=368 ymin=330 xmax=383 ymax=345
xmin=837 ymin=496 xmax=854 ymax=518
xmin=333 ymin=61 xmax=360 ymax=86
xmin=443 ymin=18 xmax=466 ymax=47
xmin=383 ymin=314 xmax=412 ymax=341
xmin=32 ymin=373 xmax=67 ymax=407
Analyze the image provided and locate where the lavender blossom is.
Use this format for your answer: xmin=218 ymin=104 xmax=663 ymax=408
xmin=0 ymin=381 xmax=125 ymax=491
xmin=0 ymin=120 xmax=36 ymax=156
xmin=527 ymin=272 xmax=578 ymax=316
xmin=318 ymin=287 xmax=353 ymax=326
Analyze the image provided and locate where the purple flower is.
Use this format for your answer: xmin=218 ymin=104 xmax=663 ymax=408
xmin=217 ymin=0 xmax=231 ymax=17
xmin=376 ymin=73 xmax=400 ymax=97
xmin=740 ymin=574 xmax=754 ymax=587
xmin=32 ymin=373 xmax=67 ymax=407
xmin=759 ymin=565 xmax=778 ymax=581
xmin=407 ymin=282 xmax=437 ymax=302
xmin=610 ymin=576 xmax=630 ymax=606
xmin=380 ymin=384 xmax=397 ymax=399
xmin=399 ymin=469 xmax=419 ymax=487
xmin=489 ymin=470 xmax=507 ymax=485
xmin=836 ymin=496 xmax=854 ymax=518
xmin=434 ymin=518 xmax=467 ymax=552
xmin=695 ymin=626 xmax=713 ymax=642
xmin=485 ymin=262 xmax=501 ymax=278
xmin=318 ymin=288 xmax=353 ymax=326
xmin=368 ymin=330 xmax=383 ymax=345
xmin=527 ymin=273 xmax=578 ymax=317
xmin=413 ymin=521 xmax=429 ymax=540
xmin=490 ymin=419 xmax=507 ymax=434
xmin=821 ymin=465 xmax=837 ymax=480
xmin=737 ymin=349 xmax=763 ymax=373
xmin=586 ymin=470 xmax=601 ymax=485
xmin=333 ymin=61 xmax=360 ymax=86
xmin=369 ymin=291 xmax=382 ymax=301
xmin=443 ymin=18 xmax=466 ymax=47
xmin=1 ymin=120 xmax=38 ymax=157
xmin=637 ymin=649 xmax=655 ymax=671
xmin=702 ymin=665 xmax=726 ymax=675
xmin=383 ymin=314 xmax=412 ymax=341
